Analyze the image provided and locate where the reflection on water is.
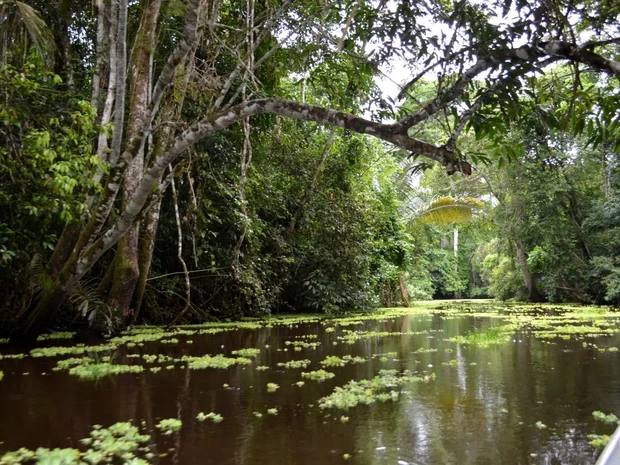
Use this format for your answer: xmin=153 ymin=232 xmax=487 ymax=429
xmin=1 ymin=309 xmax=620 ymax=465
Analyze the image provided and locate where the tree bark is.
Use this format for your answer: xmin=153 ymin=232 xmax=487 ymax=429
xmin=515 ymin=239 xmax=543 ymax=302
xmin=399 ymin=273 xmax=410 ymax=307
xmin=107 ymin=0 xmax=161 ymax=324
xmin=132 ymin=200 xmax=161 ymax=321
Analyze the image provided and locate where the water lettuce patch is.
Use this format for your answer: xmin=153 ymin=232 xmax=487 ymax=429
xmin=318 ymin=371 xmax=435 ymax=410
xmin=0 ymin=420 xmax=165 ymax=464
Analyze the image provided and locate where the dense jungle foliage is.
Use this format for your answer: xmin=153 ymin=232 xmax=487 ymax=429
xmin=0 ymin=0 xmax=619 ymax=338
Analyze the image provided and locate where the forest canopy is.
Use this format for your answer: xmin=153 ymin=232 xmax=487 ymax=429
xmin=0 ymin=0 xmax=619 ymax=339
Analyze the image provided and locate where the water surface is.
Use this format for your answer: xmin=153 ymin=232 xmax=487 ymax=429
xmin=1 ymin=303 xmax=620 ymax=464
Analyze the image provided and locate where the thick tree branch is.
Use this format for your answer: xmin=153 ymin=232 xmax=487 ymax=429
xmin=535 ymin=40 xmax=620 ymax=77
xmin=398 ymin=40 xmax=619 ymax=133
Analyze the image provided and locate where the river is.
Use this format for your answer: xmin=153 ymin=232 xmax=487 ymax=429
xmin=1 ymin=302 xmax=619 ymax=464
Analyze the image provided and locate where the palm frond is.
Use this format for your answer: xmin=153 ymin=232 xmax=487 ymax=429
xmin=68 ymin=279 xmax=108 ymax=325
xmin=410 ymin=196 xmax=483 ymax=224
xmin=0 ymin=0 xmax=56 ymax=66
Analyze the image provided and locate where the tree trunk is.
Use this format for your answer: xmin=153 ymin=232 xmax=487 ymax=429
xmin=399 ymin=273 xmax=410 ymax=307
xmin=515 ymin=239 xmax=543 ymax=302
xmin=107 ymin=0 xmax=161 ymax=324
xmin=132 ymin=200 xmax=161 ymax=321
xmin=453 ymin=228 xmax=461 ymax=299
xmin=131 ymin=44 xmax=198 ymax=322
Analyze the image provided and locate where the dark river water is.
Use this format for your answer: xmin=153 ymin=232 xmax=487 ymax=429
xmin=1 ymin=307 xmax=620 ymax=465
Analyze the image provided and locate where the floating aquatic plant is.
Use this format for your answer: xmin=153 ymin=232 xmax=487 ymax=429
xmin=156 ymin=418 xmax=182 ymax=435
xmin=413 ymin=347 xmax=437 ymax=354
xmin=267 ymin=383 xmax=280 ymax=392
xmin=0 ymin=370 xmax=3 ymax=381
xmin=0 ymin=353 xmax=26 ymax=360
xmin=231 ymin=348 xmax=261 ymax=358
xmin=267 ymin=408 xmax=278 ymax=415
xmin=593 ymin=411 xmax=619 ymax=424
xmin=277 ymin=359 xmax=311 ymax=369
xmin=256 ymin=365 xmax=270 ymax=371
xmin=318 ymin=371 xmax=434 ymax=410
xmin=283 ymin=340 xmax=320 ymax=350
xmin=535 ymin=421 xmax=547 ymax=429
xmin=31 ymin=343 xmax=117 ymax=358
xmin=68 ymin=363 xmax=144 ymax=380
xmin=447 ymin=326 xmax=512 ymax=347
xmin=301 ymin=370 xmax=335 ymax=382
xmin=320 ymin=355 xmax=366 ymax=368
xmin=0 ymin=421 xmax=154 ymax=464
xmin=36 ymin=331 xmax=76 ymax=341
xmin=53 ymin=357 xmax=94 ymax=371
xmin=182 ymin=354 xmax=251 ymax=370
xmin=588 ymin=434 xmax=610 ymax=449
xmin=197 ymin=412 xmax=223 ymax=423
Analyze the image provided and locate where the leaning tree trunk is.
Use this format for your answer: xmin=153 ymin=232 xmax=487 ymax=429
xmin=107 ymin=0 xmax=161 ymax=324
